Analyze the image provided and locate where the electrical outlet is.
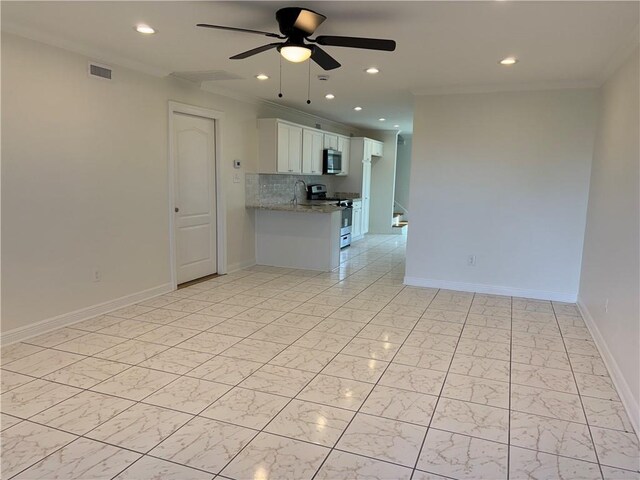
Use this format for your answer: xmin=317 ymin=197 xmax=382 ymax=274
xmin=467 ymin=255 xmax=476 ymax=266
xmin=92 ymin=269 xmax=101 ymax=282
xmin=605 ymin=298 xmax=609 ymax=313
xmin=233 ymin=173 xmax=241 ymax=184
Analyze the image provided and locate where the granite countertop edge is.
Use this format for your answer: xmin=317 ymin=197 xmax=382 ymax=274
xmin=246 ymin=203 xmax=343 ymax=214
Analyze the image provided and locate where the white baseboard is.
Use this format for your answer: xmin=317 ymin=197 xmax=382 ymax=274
xmin=227 ymin=259 xmax=256 ymax=274
xmin=403 ymin=276 xmax=577 ymax=302
xmin=1 ymin=283 xmax=173 ymax=346
xmin=577 ymin=299 xmax=640 ymax=438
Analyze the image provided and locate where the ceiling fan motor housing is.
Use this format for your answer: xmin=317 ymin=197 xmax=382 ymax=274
xmin=275 ymin=7 xmax=326 ymax=38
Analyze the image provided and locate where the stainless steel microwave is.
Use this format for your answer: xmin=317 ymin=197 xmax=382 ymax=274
xmin=323 ymin=149 xmax=342 ymax=175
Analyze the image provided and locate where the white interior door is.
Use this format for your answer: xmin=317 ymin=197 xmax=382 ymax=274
xmin=173 ymin=112 xmax=217 ymax=284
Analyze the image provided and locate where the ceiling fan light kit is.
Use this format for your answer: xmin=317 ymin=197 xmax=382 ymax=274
xmin=278 ymin=44 xmax=312 ymax=63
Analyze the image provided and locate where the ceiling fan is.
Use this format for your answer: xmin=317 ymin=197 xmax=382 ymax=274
xmin=197 ymin=7 xmax=396 ymax=71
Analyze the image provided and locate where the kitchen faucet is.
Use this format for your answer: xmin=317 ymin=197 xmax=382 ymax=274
xmin=292 ymin=179 xmax=306 ymax=206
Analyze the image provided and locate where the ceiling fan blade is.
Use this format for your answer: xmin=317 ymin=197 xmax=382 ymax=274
xmin=230 ymin=43 xmax=281 ymax=60
xmin=311 ymin=46 xmax=341 ymax=71
xmin=197 ymin=24 xmax=283 ymax=39
xmin=313 ymin=35 xmax=396 ymax=51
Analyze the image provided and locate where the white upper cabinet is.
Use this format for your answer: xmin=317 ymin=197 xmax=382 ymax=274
xmin=302 ymin=128 xmax=324 ymax=175
xmin=337 ymin=135 xmax=350 ymax=176
xmin=258 ymin=119 xmax=351 ymax=176
xmin=278 ymin=123 xmax=302 ymax=173
xmin=367 ymin=139 xmax=384 ymax=157
xmin=258 ymin=119 xmax=303 ymax=174
xmin=323 ymin=133 xmax=339 ymax=150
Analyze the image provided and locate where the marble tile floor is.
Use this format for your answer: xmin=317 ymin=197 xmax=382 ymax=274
xmin=1 ymin=235 xmax=638 ymax=480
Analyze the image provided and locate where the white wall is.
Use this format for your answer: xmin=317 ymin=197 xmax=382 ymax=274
xmin=406 ymin=89 xmax=597 ymax=301
xmin=366 ymin=130 xmax=399 ymax=234
xmin=1 ymin=33 xmax=357 ymax=337
xmin=578 ymin=48 xmax=639 ymax=430
xmin=394 ymin=135 xmax=412 ymax=215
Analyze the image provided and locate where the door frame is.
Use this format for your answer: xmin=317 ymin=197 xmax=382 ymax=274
xmin=168 ymin=101 xmax=226 ymax=289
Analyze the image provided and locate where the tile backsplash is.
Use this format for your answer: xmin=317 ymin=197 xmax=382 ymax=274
xmin=246 ymin=174 xmax=339 ymax=206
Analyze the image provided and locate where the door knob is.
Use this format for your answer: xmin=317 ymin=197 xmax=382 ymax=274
xmin=175 ymin=207 xmax=180 ymax=213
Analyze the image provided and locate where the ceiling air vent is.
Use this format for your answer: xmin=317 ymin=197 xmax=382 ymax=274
xmin=88 ymin=62 xmax=112 ymax=80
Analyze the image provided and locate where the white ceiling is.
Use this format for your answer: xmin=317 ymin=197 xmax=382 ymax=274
xmin=3 ymin=1 xmax=638 ymax=133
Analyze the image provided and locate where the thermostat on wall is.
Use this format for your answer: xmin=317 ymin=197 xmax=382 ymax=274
xmin=233 ymin=160 xmax=241 ymax=169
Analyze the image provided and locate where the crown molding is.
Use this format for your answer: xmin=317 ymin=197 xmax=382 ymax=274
xmin=4 ymin=26 xmax=363 ymax=135
xmin=2 ymin=23 xmax=171 ymax=77
xmin=411 ymin=79 xmax=599 ymax=96
xmin=264 ymin=101 xmax=364 ymax=136
xmin=198 ymin=81 xmax=365 ymax=135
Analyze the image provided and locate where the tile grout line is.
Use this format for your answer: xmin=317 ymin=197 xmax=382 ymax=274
xmin=5 ymin=287 xmax=619 ymax=475
xmin=1 ymin=238 xmax=440 ymax=478
xmin=507 ymin=294 xmax=514 ymax=480
xmin=2 ymin=238 xmax=400 ymax=404
xmin=551 ymin=301 xmax=606 ymax=480
xmin=213 ymin=240 xmax=411 ymax=477
xmin=2 ymin=260 xmax=334 ymax=480
xmin=409 ymin=292 xmax=475 ymax=480
xmin=5 ymin=394 xmax=612 ymax=480
xmin=302 ymin=246 xmax=424 ymax=480
xmin=309 ymin=284 xmax=440 ymax=478
xmin=6 ymin=320 xmax=615 ymax=476
xmin=2 ymin=239 xmax=391 ymax=480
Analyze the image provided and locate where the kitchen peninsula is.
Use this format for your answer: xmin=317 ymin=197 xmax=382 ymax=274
xmin=247 ymin=203 xmax=342 ymax=271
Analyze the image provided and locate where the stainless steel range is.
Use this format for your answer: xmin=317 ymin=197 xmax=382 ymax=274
xmin=307 ymin=184 xmax=353 ymax=248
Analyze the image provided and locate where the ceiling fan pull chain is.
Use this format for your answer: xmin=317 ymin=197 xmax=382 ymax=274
xmin=278 ymin=55 xmax=283 ymax=98
xmin=306 ymin=60 xmax=311 ymax=104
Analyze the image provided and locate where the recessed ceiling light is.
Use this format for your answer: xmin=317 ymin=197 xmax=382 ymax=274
xmin=365 ymin=67 xmax=380 ymax=74
xmin=393 ymin=124 xmax=400 ymax=128
xmin=135 ymin=24 xmax=156 ymax=34
xmin=499 ymin=56 xmax=518 ymax=65
xmin=354 ymin=106 xmax=363 ymax=111
xmin=379 ymin=118 xmax=386 ymax=122
xmin=256 ymin=74 xmax=269 ymax=80
xmin=325 ymin=93 xmax=335 ymax=100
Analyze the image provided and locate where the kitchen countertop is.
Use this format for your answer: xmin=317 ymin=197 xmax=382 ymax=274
xmin=246 ymin=203 xmax=343 ymax=214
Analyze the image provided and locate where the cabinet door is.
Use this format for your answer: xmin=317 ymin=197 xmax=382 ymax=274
xmin=371 ymin=140 xmax=383 ymax=157
xmin=337 ymin=136 xmax=350 ymax=176
xmin=288 ymin=125 xmax=303 ymax=173
xmin=352 ymin=204 xmax=362 ymax=238
xmin=363 ymin=139 xmax=372 ymax=162
xmin=312 ymin=131 xmax=323 ymax=174
xmin=323 ymin=133 xmax=338 ymax=150
xmin=276 ymin=123 xmax=290 ymax=173
xmin=361 ymin=162 xmax=371 ymax=234
xmin=302 ymin=129 xmax=323 ymax=175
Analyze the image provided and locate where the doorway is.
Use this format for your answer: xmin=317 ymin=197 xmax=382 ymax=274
xmin=169 ymin=102 xmax=225 ymax=288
